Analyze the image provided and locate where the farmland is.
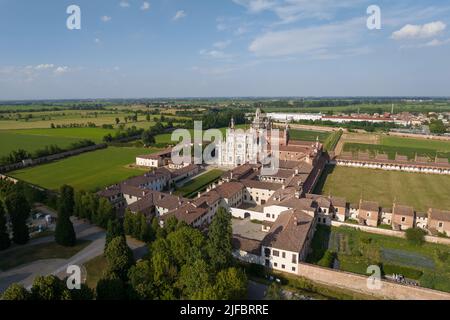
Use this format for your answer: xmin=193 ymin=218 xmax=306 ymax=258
xmin=314 ymin=166 xmax=450 ymax=212
xmin=10 ymin=147 xmax=157 ymax=191
xmin=308 ymin=225 xmax=450 ymax=293
xmin=289 ymin=129 xmax=330 ymax=142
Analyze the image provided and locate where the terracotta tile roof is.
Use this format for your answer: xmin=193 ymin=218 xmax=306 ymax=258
xmin=331 ymin=196 xmax=346 ymax=208
xmin=393 ymin=204 xmax=415 ymax=217
xmin=262 ymin=209 xmax=313 ymax=253
xmin=162 ymin=203 xmax=208 ymax=226
xmin=137 ymin=148 xmax=172 ymax=160
xmin=428 ymin=208 xmax=450 ymax=222
xmin=360 ymin=200 xmax=379 ymax=212
xmin=241 ymin=179 xmax=281 ymax=191
xmin=214 ymin=182 xmax=245 ymax=199
xmin=232 ymin=236 xmax=261 ymax=255
xmin=97 ymin=185 xmax=121 ymax=198
xmin=194 ymin=190 xmax=221 ymax=207
xmin=120 ymin=185 xmax=150 ymax=198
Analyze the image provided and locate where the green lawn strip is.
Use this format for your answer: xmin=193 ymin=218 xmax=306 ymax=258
xmin=83 ymin=254 xmax=108 ymax=289
xmin=10 ymin=147 xmax=157 ymax=192
xmin=0 ymin=240 xmax=91 ymax=271
xmin=381 ymin=136 xmax=450 ymax=152
xmin=174 ymin=169 xmax=224 ymax=198
xmin=289 ymin=130 xmax=330 ymax=143
xmin=11 ymin=127 xmax=117 ymax=143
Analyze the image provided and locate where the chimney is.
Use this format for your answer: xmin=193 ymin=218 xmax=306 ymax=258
xmin=198 ymin=192 xmax=201 ymax=199
xmin=295 ymin=169 xmax=299 ymax=175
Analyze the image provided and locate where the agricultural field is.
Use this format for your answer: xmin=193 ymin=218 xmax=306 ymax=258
xmin=0 ymin=131 xmax=83 ymax=158
xmin=10 ymin=146 xmax=157 ymax=192
xmin=308 ymin=225 xmax=450 ymax=293
xmin=381 ymin=136 xmax=450 ymax=152
xmin=314 ymin=166 xmax=450 ymax=212
xmin=174 ymin=169 xmax=224 ymax=198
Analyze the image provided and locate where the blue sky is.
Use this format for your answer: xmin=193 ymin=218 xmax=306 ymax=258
xmin=0 ymin=0 xmax=449 ymax=99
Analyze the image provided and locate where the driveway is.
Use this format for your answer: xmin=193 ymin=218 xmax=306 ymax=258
xmin=0 ymin=218 xmax=148 ymax=294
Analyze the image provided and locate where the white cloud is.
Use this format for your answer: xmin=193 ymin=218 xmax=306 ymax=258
xmin=173 ymin=10 xmax=187 ymax=21
xmin=232 ymin=0 xmax=276 ymax=13
xmin=94 ymin=38 xmax=101 ymax=44
xmin=391 ymin=21 xmax=446 ymax=40
xmin=101 ymin=16 xmax=112 ymax=22
xmin=141 ymin=2 xmax=150 ymax=11
xmin=248 ymin=18 xmax=366 ymax=58
xmin=119 ymin=1 xmax=130 ymax=8
xmin=233 ymin=0 xmax=362 ymax=24
xmin=200 ymin=49 xmax=234 ymax=60
xmin=35 ymin=64 xmax=55 ymax=70
xmin=54 ymin=66 xmax=70 ymax=75
xmin=213 ymin=40 xmax=232 ymax=50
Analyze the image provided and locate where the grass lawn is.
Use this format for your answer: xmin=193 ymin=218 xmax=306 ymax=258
xmin=174 ymin=169 xmax=224 ymax=198
xmin=381 ymin=136 xmax=450 ymax=152
xmin=314 ymin=166 xmax=450 ymax=212
xmin=0 ymin=131 xmax=82 ymax=158
xmin=289 ymin=129 xmax=330 ymax=142
xmin=10 ymin=146 xmax=157 ymax=192
xmin=0 ymin=240 xmax=91 ymax=271
xmin=83 ymin=255 xmax=108 ymax=289
xmin=307 ymin=225 xmax=450 ymax=293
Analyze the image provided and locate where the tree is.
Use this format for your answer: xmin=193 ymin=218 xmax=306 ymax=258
xmin=406 ymin=228 xmax=426 ymax=246
xmin=67 ymin=283 xmax=94 ymax=300
xmin=167 ymin=226 xmax=204 ymax=267
xmin=105 ymin=218 xmax=125 ymax=250
xmin=55 ymin=185 xmax=76 ymax=247
xmin=31 ymin=275 xmax=71 ymax=300
xmin=115 ymin=117 xmax=120 ymax=125
xmin=105 ymin=236 xmax=134 ymax=281
xmin=146 ymin=114 xmax=151 ymax=122
xmin=207 ymin=207 xmax=233 ymax=271
xmin=429 ymin=119 xmax=447 ymax=134
xmin=95 ymin=198 xmax=115 ymax=228
xmin=0 ymin=200 xmax=11 ymax=250
xmin=214 ymin=267 xmax=248 ymax=300
xmin=177 ymin=259 xmax=212 ymax=299
xmin=1 ymin=283 xmax=31 ymax=300
xmin=141 ymin=130 xmax=155 ymax=147
xmin=128 ymin=260 xmax=155 ymax=300
xmin=4 ymin=192 xmax=30 ymax=245
xmin=96 ymin=271 xmax=127 ymax=300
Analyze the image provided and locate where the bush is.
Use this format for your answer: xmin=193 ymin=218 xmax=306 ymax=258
xmin=317 ymin=250 xmax=336 ymax=268
xmin=405 ymin=228 xmax=426 ymax=246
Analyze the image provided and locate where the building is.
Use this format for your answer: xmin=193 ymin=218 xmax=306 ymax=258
xmin=136 ymin=148 xmax=173 ymax=168
xmin=357 ymin=200 xmax=380 ymax=227
xmin=392 ymin=204 xmax=415 ymax=231
xmin=428 ymin=208 xmax=450 ymax=236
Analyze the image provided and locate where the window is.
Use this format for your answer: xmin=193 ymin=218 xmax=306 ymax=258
xmin=273 ymin=250 xmax=280 ymax=257
xmin=401 ymin=217 xmax=406 ymax=222
xmin=292 ymin=267 xmax=296 ymax=272
xmin=282 ymin=252 xmax=286 ymax=259
xmin=264 ymin=248 xmax=271 ymax=257
xmin=266 ymin=213 xmax=271 ymax=218
xmin=367 ymin=212 xmax=370 ymax=217
xmin=274 ymin=262 xmax=278 ymax=267
xmin=292 ymin=254 xmax=297 ymax=264
xmin=439 ymin=222 xmax=444 ymax=228
xmin=281 ymin=265 xmax=285 ymax=269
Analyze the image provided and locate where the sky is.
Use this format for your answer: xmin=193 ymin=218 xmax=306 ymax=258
xmin=0 ymin=0 xmax=449 ymax=100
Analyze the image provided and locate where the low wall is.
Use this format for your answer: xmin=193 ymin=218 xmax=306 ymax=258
xmin=332 ymin=221 xmax=450 ymax=246
xmin=297 ymin=263 xmax=450 ymax=300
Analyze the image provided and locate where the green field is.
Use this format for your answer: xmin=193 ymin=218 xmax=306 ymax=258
xmin=10 ymin=147 xmax=157 ymax=191
xmin=315 ymin=166 xmax=450 ymax=212
xmin=343 ymin=134 xmax=450 ymax=161
xmin=308 ymin=225 xmax=450 ymax=293
xmin=11 ymin=127 xmax=116 ymax=142
xmin=289 ymin=130 xmax=330 ymax=142
xmin=174 ymin=169 xmax=224 ymax=198
xmin=0 ymin=131 xmax=82 ymax=158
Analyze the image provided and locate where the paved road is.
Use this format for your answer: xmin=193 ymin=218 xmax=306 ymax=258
xmin=248 ymin=280 xmax=268 ymax=300
xmin=0 ymin=218 xmax=147 ymax=294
